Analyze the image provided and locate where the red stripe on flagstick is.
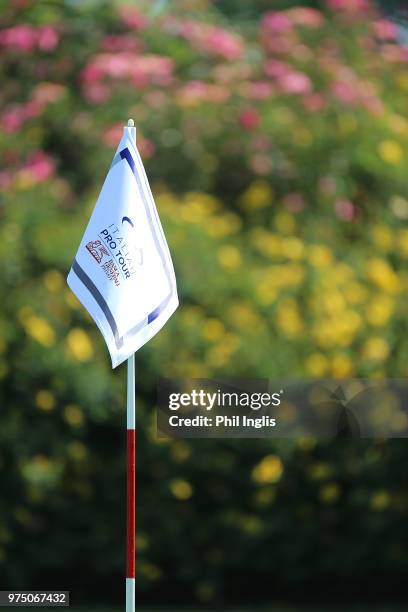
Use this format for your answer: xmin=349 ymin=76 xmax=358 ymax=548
xmin=127 ymin=428 xmax=136 ymax=579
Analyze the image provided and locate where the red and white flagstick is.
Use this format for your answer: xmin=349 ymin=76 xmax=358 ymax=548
xmin=126 ymin=119 xmax=136 ymax=612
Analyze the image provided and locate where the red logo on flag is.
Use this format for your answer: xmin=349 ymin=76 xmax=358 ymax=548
xmin=86 ymin=240 xmax=109 ymax=264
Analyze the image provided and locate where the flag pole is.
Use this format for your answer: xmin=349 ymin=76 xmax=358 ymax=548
xmin=126 ymin=119 xmax=136 ymax=612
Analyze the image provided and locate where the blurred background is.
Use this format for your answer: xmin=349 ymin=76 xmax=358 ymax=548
xmin=0 ymin=0 xmax=408 ymax=609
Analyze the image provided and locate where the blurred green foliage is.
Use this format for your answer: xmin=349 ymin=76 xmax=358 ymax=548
xmin=0 ymin=0 xmax=407 ymax=607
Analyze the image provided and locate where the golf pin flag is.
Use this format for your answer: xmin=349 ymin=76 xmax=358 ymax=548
xmin=67 ymin=127 xmax=178 ymax=368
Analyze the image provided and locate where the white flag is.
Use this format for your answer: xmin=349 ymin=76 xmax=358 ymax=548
xmin=67 ymin=127 xmax=178 ymax=368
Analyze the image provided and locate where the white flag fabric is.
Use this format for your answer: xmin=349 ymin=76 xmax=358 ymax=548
xmin=67 ymin=127 xmax=178 ymax=368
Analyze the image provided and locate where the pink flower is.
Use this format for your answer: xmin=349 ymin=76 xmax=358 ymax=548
xmin=101 ymin=35 xmax=140 ymax=52
xmin=0 ymin=24 xmax=59 ymax=52
xmin=401 ymin=47 xmax=408 ymax=62
xmin=23 ymin=99 xmax=43 ymax=119
xmin=103 ymin=123 xmax=123 ymax=147
xmin=279 ymin=71 xmax=312 ymax=94
xmin=283 ymin=192 xmax=306 ymax=212
xmin=251 ymin=154 xmax=272 ymax=175
xmin=32 ymin=83 xmax=65 ymax=104
xmin=261 ymin=12 xmax=292 ymax=33
xmin=331 ymin=80 xmax=357 ymax=104
xmin=177 ymin=81 xmax=229 ymax=106
xmin=325 ymin=0 xmax=371 ymax=11
xmin=81 ymin=63 xmax=104 ymax=84
xmin=335 ymin=198 xmax=355 ymax=221
xmin=239 ymin=108 xmax=260 ymax=130
xmin=37 ymin=26 xmax=59 ymax=51
xmin=287 ymin=8 xmax=324 ymax=28
xmin=1 ymin=106 xmax=24 ymax=133
xmin=83 ymin=84 xmax=110 ymax=103
xmin=119 ymin=6 xmax=148 ymax=30
xmin=382 ymin=44 xmax=407 ymax=63
xmin=206 ymin=28 xmax=244 ymax=60
xmin=81 ymin=53 xmax=174 ymax=90
xmin=144 ymin=90 xmax=167 ymax=108
xmin=374 ymin=19 xmax=398 ymax=41
xmin=303 ymin=93 xmax=326 ymax=112
xmin=138 ymin=137 xmax=155 ymax=159
xmin=24 ymin=151 xmax=55 ymax=182
xmin=179 ymin=20 xmax=244 ymax=60
xmin=319 ymin=176 xmax=336 ymax=195
xmin=0 ymin=171 xmax=11 ymax=191
xmin=265 ymin=59 xmax=290 ymax=78
xmin=251 ymin=135 xmax=270 ymax=151
xmin=248 ymin=81 xmax=274 ymax=100
xmin=0 ymin=25 xmax=37 ymax=51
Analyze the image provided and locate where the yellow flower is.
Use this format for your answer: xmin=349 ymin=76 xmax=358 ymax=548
xmin=297 ymin=437 xmax=316 ymax=451
xmin=397 ymin=73 xmax=408 ymax=91
xmin=397 ymin=229 xmax=408 ymax=257
xmin=254 ymin=487 xmax=276 ymax=507
xmin=370 ymin=225 xmax=393 ymax=252
xmin=23 ymin=315 xmax=56 ymax=347
xmin=370 ymin=490 xmax=391 ymax=511
xmin=252 ymin=455 xmax=284 ymax=484
xmin=309 ymin=463 xmax=333 ymax=481
xmin=64 ymin=290 xmax=81 ymax=310
xmin=35 ymin=390 xmax=55 ymax=412
xmin=390 ymin=195 xmax=408 ymax=219
xmin=362 ymin=337 xmax=390 ymax=361
xmin=206 ymin=333 xmax=239 ymax=367
xmin=64 ymin=404 xmax=84 ymax=427
xmin=276 ymin=299 xmax=303 ymax=337
xmin=308 ymin=245 xmax=333 ymax=267
xmin=202 ymin=319 xmax=225 ymax=342
xmin=312 ymin=311 xmax=361 ymax=349
xmin=21 ymin=455 xmax=53 ymax=484
xmin=156 ymin=192 xmax=178 ymax=210
xmin=305 ymin=353 xmax=328 ymax=376
xmin=170 ymin=441 xmax=191 ymax=463
xmin=366 ymin=258 xmax=400 ymax=293
xmin=366 ymin=295 xmax=394 ymax=326
xmin=281 ymin=237 xmax=304 ymax=260
xmin=331 ymin=353 xmax=354 ymax=377
xmin=256 ymin=280 xmax=278 ymax=305
xmin=240 ymin=180 xmax=273 ymax=210
xmin=206 ymin=213 xmax=242 ymax=237
xmin=378 ymin=140 xmax=404 ymax=165
xmin=217 ymin=245 xmax=241 ymax=271
xmin=67 ymin=441 xmax=87 ymax=461
xmin=184 ymin=191 xmax=218 ymax=213
xmin=169 ymin=478 xmax=193 ymax=500
xmin=320 ymin=482 xmax=341 ymax=504
xmin=250 ymin=228 xmax=281 ymax=257
xmin=389 ymin=114 xmax=408 ymax=135
xmin=344 ymin=282 xmax=368 ymax=305
xmin=66 ymin=328 xmax=93 ymax=361
xmin=43 ymin=270 xmax=64 ymax=293
xmin=181 ymin=193 xmax=217 ymax=223
xmin=274 ymin=211 xmax=296 ymax=235
xmin=320 ymin=291 xmax=346 ymax=315
xmin=227 ymin=303 xmax=263 ymax=332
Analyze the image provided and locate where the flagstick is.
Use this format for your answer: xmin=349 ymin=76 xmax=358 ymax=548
xmin=126 ymin=119 xmax=137 ymax=612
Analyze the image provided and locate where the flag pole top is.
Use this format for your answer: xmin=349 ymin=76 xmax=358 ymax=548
xmin=126 ymin=119 xmax=136 ymax=142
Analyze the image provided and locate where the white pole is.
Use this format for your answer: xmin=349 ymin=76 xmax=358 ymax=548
xmin=126 ymin=119 xmax=136 ymax=612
